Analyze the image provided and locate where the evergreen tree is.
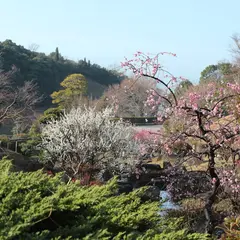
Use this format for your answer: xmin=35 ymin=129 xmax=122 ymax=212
xmin=55 ymin=47 xmax=59 ymax=61
xmin=51 ymin=73 xmax=87 ymax=108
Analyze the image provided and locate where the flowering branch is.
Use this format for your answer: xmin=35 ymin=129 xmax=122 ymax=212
xmin=122 ymin=51 xmax=240 ymax=233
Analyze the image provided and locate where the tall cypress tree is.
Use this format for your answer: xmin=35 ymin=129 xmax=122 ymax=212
xmin=55 ymin=47 xmax=59 ymax=61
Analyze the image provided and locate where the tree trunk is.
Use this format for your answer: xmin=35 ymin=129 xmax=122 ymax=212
xmin=204 ymin=148 xmax=220 ymax=233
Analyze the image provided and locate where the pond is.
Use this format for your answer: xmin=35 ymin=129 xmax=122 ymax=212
xmin=159 ymin=191 xmax=180 ymax=216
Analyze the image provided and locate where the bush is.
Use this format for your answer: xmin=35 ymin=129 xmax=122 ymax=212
xmin=38 ymin=107 xmax=64 ymax=124
xmin=20 ymin=122 xmax=42 ymax=158
xmin=218 ymin=216 xmax=240 ymax=239
xmin=0 ymin=135 xmax=9 ymax=143
xmin=20 ymin=106 xmax=63 ymax=158
xmin=0 ymin=158 xmax=210 ymax=239
xmin=0 ymin=135 xmax=10 ymax=149
xmin=167 ymin=198 xmax=206 ymax=233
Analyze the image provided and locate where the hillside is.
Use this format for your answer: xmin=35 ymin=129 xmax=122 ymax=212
xmin=0 ymin=40 xmax=123 ymax=106
xmin=86 ymin=77 xmax=107 ymax=98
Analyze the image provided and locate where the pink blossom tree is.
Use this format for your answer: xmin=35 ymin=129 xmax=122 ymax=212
xmin=121 ymin=51 xmax=240 ymax=233
xmin=97 ymin=77 xmax=161 ymax=117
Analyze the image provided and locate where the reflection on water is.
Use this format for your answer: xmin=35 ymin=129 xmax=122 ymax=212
xmin=159 ymin=191 xmax=180 ymax=216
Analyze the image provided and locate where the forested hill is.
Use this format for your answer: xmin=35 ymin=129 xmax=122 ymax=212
xmin=0 ymin=39 xmax=123 ymax=106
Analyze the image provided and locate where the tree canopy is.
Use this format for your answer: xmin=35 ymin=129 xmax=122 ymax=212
xmin=51 ymin=73 xmax=87 ymax=108
xmin=0 ymin=40 xmax=123 ymax=106
xmin=174 ymin=79 xmax=193 ymax=97
xmin=98 ymin=78 xmax=160 ymax=117
xmin=200 ymin=62 xmax=233 ymax=84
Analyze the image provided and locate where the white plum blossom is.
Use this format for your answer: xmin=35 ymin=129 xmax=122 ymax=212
xmin=41 ymin=107 xmax=140 ymax=179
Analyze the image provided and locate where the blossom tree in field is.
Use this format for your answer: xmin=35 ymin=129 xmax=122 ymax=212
xmin=41 ymin=107 xmax=140 ymax=183
xmin=98 ymin=77 xmax=161 ymax=117
xmin=121 ymin=51 xmax=240 ymax=233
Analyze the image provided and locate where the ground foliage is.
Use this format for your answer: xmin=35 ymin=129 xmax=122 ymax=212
xmin=0 ymin=158 xmax=210 ymax=240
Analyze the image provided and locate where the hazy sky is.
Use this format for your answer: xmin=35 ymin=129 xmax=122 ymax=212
xmin=1 ymin=0 xmax=239 ymax=83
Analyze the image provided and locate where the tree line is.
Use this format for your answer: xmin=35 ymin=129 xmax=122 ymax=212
xmin=0 ymin=39 xmax=123 ymax=106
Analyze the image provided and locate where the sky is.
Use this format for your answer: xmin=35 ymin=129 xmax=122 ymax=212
xmin=0 ymin=0 xmax=240 ymax=83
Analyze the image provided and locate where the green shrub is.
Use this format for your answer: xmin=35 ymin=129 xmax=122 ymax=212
xmin=0 ymin=135 xmax=10 ymax=149
xmin=38 ymin=106 xmax=64 ymax=124
xmin=20 ymin=106 xmax=63 ymax=157
xmin=0 ymin=135 xmax=10 ymax=143
xmin=168 ymin=198 xmax=206 ymax=232
xmin=214 ymin=198 xmax=235 ymax=216
xmin=20 ymin=122 xmax=42 ymax=158
xmin=218 ymin=215 xmax=240 ymax=239
xmin=0 ymin=158 xmax=210 ymax=239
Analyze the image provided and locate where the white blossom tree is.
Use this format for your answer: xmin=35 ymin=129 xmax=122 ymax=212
xmin=41 ymin=107 xmax=140 ymax=182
